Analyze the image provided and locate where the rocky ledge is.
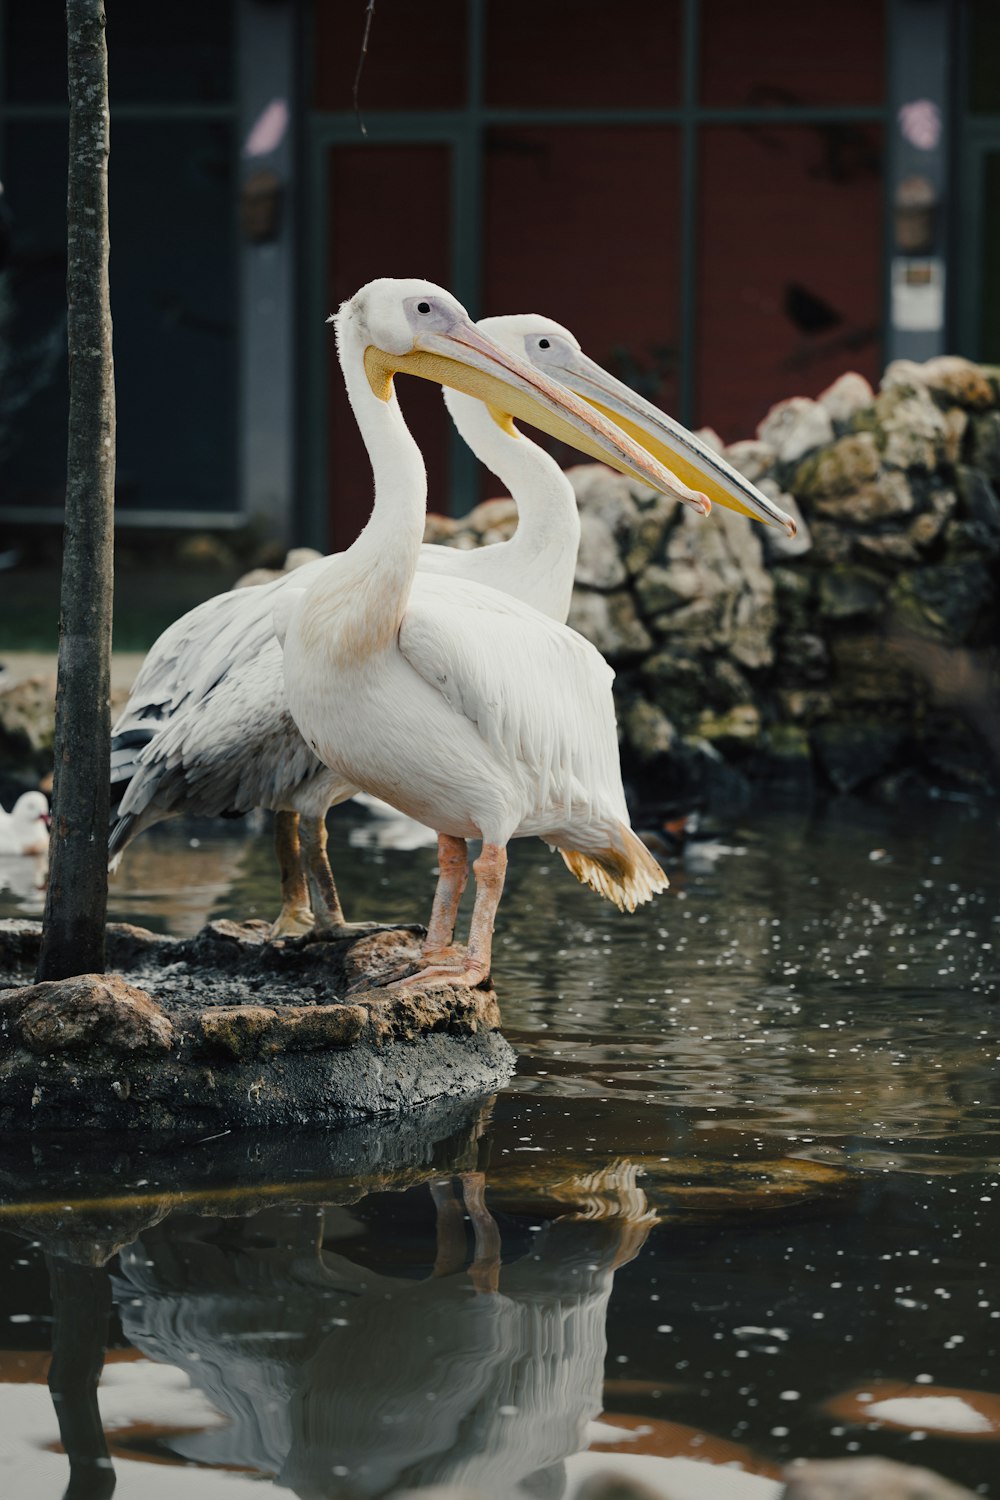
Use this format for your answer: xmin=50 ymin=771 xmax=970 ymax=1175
xmin=0 ymin=919 xmax=514 ymax=1131
xmin=427 ymin=355 xmax=1000 ymax=803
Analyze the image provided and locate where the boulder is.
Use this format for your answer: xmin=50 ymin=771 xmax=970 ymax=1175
xmin=920 ymin=354 xmax=997 ymax=411
xmin=1 ymin=974 xmax=174 ymax=1057
xmin=969 ymin=409 xmax=1000 ymax=478
xmin=758 ymin=395 xmax=835 ymax=464
xmin=793 ymin=431 xmax=881 ymax=500
xmin=723 ymin=438 xmax=777 ymax=483
xmin=0 ymin=674 xmax=57 ymax=770
xmin=812 ymin=719 xmax=906 ymax=792
xmin=567 ymin=589 xmax=653 ymax=662
xmin=873 ymin=382 xmax=950 ymax=471
xmin=620 ymin=698 xmax=676 ymax=763
xmin=817 ymin=566 xmax=886 ymax=621
xmin=575 ymin=511 xmax=628 ymax=590
xmin=818 ymin=370 xmax=876 ymax=428
xmin=890 ymin=561 xmax=995 ymax=643
xmin=955 ymin=464 xmax=1000 ymax=537
xmin=697 ymin=702 xmax=762 ymax=748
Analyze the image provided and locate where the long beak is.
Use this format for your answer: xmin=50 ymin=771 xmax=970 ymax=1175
xmin=545 ymin=348 xmax=797 ymax=536
xmin=363 ymin=323 xmax=712 ymax=515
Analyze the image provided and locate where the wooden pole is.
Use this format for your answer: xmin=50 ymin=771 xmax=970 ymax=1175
xmin=36 ymin=0 xmax=115 ymax=983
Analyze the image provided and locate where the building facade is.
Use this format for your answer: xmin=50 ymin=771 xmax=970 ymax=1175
xmin=0 ymin=0 xmax=996 ymax=548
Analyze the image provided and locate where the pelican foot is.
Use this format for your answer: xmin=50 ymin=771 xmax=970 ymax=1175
xmin=354 ymin=945 xmax=467 ymax=990
xmin=268 ymin=906 xmax=315 ymax=939
xmin=386 ymin=958 xmax=491 ymax=992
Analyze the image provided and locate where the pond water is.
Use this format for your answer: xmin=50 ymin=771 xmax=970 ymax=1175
xmin=1 ymin=795 xmax=998 ymax=1498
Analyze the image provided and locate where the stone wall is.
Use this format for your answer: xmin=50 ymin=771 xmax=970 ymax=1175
xmin=426 ymin=356 xmax=1000 ymax=805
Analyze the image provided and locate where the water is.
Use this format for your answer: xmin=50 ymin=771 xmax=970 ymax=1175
xmin=1 ymin=796 xmax=999 ymax=1497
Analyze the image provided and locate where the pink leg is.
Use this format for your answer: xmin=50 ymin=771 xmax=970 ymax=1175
xmin=461 ymin=1171 xmax=501 ymax=1295
xmin=394 ymin=842 xmax=507 ymax=989
xmin=421 ymin=834 xmax=469 ymax=961
xmin=429 ymin=1180 xmax=467 ymax=1278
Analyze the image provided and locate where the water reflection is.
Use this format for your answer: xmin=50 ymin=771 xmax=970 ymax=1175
xmin=6 ymin=1122 xmax=665 ymax=1499
xmin=2 ymin=799 xmax=999 ymax=1495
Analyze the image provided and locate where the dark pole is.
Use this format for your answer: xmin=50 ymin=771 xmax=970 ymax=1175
xmin=36 ymin=0 xmax=115 ymax=982
xmin=46 ymin=1255 xmax=117 ymax=1500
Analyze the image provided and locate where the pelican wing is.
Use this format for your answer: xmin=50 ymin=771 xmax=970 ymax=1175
xmin=110 ymin=561 xmax=333 ymax=853
xmin=400 ymin=575 xmax=627 ymax=820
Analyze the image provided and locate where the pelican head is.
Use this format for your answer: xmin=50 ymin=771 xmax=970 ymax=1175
xmin=479 ymin=313 xmax=797 ymax=537
xmin=11 ymin=791 xmax=50 ymax=826
xmin=331 ymin=279 xmax=711 ymax=509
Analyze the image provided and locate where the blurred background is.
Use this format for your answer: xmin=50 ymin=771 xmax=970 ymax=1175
xmin=0 ymin=0 xmax=995 ymax=602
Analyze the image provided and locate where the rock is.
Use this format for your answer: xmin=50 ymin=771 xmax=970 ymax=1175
xmin=941 ymin=405 xmax=969 ymax=464
xmin=817 ymin=566 xmax=886 ymax=621
xmin=793 ymin=430 xmax=881 ymax=500
xmin=908 ymin=490 xmax=957 ymax=550
xmin=635 ymin=560 xmax=703 ymax=615
xmin=969 ymin=410 xmax=1000 ymax=478
xmin=640 ymin=650 xmax=709 ymax=723
xmin=177 ymin=534 xmax=236 ymax=572
xmin=237 ymin=546 xmax=325 ymax=589
xmin=782 ymin=1456 xmax=977 ymax=1500
xmin=807 ymin=521 xmax=856 ymax=564
xmin=575 ymin=511 xmax=627 ymax=590
xmin=423 ymin=512 xmax=459 ymax=545
xmin=955 ymin=464 xmax=1000 ymax=536
xmin=890 ymin=561 xmax=995 ymax=643
xmin=819 ymin=370 xmax=876 ymax=427
xmin=873 ymin=383 xmax=950 ymax=471
xmin=812 ymin=719 xmax=906 ymax=792
xmin=780 ymin=632 xmax=829 ymax=682
xmin=568 ymin=589 xmax=653 ymax=661
xmin=880 ymin=358 xmax=935 ymax=396
xmin=757 ymin=395 xmax=835 ymax=464
xmin=0 ymin=674 xmax=56 ymax=770
xmin=621 ymin=698 xmax=676 ymax=763
xmin=694 ymin=425 xmax=724 ymax=452
xmin=647 ymin=508 xmax=775 ymax=669
xmin=462 ymin=496 xmax=519 ymax=540
xmin=778 ymin=687 xmax=833 ymax=721
xmin=199 ymin=1002 xmax=368 ymax=1059
xmin=1 ymin=974 xmax=173 ymax=1057
xmin=697 ymin=702 xmax=761 ymax=746
xmin=723 ymin=438 xmax=776 ymax=483
xmin=569 ymin=465 xmax=644 ymax=540
xmin=199 ymin=1004 xmax=280 ymax=1059
xmin=854 ymin=530 xmax=921 ymax=569
xmin=623 ymin=507 xmax=672 ymax=575
xmin=829 ymin=634 xmax=918 ymax=706
xmin=340 ymin=928 xmax=426 ymax=989
xmin=772 ymin=565 xmax=816 ymax=630
xmin=0 ymin=918 xmax=43 ymax=973
xmin=920 ymin=354 xmax=998 ymax=411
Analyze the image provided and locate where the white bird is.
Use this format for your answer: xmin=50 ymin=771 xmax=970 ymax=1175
xmin=0 ymin=790 xmax=49 ymax=857
xmin=109 ymin=307 xmax=794 ymax=943
xmin=107 ymin=320 xmax=701 ymax=938
xmin=277 ymin=277 xmax=677 ymax=988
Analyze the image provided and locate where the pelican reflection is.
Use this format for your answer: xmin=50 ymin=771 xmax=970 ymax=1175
xmin=106 ymin=1161 xmax=655 ymax=1497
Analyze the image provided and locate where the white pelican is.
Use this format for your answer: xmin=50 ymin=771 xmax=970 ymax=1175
xmin=109 ymin=305 xmax=793 ymax=945
xmin=276 ymin=277 xmax=677 ymax=988
xmin=108 ymin=310 xmax=695 ymax=937
xmin=0 ymin=791 xmax=50 ymax=857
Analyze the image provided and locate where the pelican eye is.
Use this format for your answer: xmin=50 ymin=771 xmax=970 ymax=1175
xmin=538 ymin=338 xmax=550 ymax=348
xmin=417 ymin=301 xmax=431 ymax=314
